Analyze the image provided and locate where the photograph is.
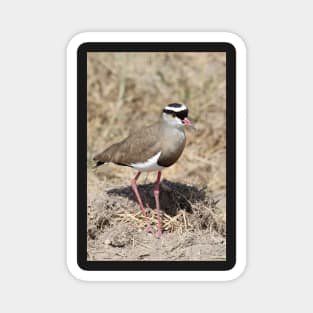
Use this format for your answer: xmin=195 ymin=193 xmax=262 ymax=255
xmin=86 ymin=51 xmax=227 ymax=262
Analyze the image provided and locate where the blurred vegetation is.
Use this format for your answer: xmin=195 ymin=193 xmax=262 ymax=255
xmin=87 ymin=52 xmax=226 ymax=193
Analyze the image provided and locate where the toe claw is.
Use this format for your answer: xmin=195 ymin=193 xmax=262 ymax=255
xmin=155 ymin=229 xmax=162 ymax=238
xmin=145 ymin=224 xmax=153 ymax=233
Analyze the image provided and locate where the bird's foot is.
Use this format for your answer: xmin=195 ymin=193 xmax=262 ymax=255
xmin=144 ymin=224 xmax=153 ymax=234
xmin=155 ymin=229 xmax=162 ymax=239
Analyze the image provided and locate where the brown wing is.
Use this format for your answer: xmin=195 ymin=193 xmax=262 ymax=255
xmin=94 ymin=122 xmax=162 ymax=166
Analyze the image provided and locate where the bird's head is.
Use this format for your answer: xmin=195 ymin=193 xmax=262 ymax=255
xmin=161 ymin=103 xmax=192 ymax=129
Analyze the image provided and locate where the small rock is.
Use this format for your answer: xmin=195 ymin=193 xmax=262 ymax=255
xmin=96 ymin=216 xmax=110 ymax=229
xmin=110 ymin=237 xmax=126 ymax=247
xmin=88 ymin=226 xmax=98 ymax=239
xmin=110 ymin=232 xmax=131 ymax=247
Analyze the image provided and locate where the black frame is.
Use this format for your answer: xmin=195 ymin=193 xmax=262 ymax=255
xmin=77 ymin=42 xmax=236 ymax=271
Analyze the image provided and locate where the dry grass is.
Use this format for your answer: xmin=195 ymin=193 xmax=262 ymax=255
xmin=89 ymin=179 xmax=225 ymax=236
xmin=86 ymin=51 xmax=227 ymax=260
xmin=87 ymin=52 xmax=226 ymax=189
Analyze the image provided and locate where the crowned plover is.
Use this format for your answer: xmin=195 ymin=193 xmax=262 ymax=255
xmin=94 ymin=103 xmax=192 ymax=237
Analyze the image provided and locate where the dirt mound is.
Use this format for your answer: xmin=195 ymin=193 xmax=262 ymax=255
xmin=86 ymin=52 xmax=227 ymax=261
xmin=87 ymin=179 xmax=226 ymax=261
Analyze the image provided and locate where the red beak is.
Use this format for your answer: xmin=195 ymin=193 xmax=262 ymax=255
xmin=183 ymin=117 xmax=191 ymax=126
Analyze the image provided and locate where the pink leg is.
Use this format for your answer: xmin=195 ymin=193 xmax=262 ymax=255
xmin=154 ymin=171 xmax=162 ymax=238
xmin=131 ymin=172 xmax=152 ymax=233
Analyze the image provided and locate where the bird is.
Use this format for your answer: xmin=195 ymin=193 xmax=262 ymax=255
xmin=93 ymin=102 xmax=192 ymax=237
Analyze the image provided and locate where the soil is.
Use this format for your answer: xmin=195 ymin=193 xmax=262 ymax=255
xmin=86 ymin=52 xmax=227 ymax=261
xmin=87 ymin=173 xmax=226 ymax=261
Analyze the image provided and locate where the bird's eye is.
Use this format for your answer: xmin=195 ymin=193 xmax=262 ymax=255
xmin=172 ymin=112 xmax=176 ymax=118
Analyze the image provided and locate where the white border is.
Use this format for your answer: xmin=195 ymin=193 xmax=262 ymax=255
xmin=66 ymin=32 xmax=246 ymax=281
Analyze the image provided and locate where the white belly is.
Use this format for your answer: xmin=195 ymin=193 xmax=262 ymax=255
xmin=130 ymin=151 xmax=165 ymax=172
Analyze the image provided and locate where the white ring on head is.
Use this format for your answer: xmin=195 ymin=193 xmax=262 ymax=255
xmin=164 ymin=103 xmax=187 ymax=112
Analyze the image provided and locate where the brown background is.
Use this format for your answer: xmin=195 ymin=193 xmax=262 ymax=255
xmin=87 ymin=52 xmax=227 ymax=260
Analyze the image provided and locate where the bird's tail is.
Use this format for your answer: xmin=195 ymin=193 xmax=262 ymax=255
xmin=93 ymin=151 xmax=111 ymax=169
xmin=93 ymin=160 xmax=105 ymax=169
